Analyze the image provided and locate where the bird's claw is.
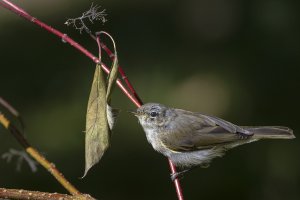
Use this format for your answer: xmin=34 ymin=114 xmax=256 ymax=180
xmin=170 ymin=172 xmax=185 ymax=181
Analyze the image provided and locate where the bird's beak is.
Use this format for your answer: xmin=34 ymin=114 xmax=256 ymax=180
xmin=127 ymin=110 xmax=139 ymax=117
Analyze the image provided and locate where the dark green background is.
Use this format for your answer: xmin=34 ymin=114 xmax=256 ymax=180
xmin=0 ymin=0 xmax=299 ymax=199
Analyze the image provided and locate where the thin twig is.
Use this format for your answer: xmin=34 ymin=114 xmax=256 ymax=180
xmin=0 ymin=97 xmax=19 ymax=117
xmin=0 ymin=97 xmax=25 ymax=130
xmin=0 ymin=1 xmax=185 ymax=199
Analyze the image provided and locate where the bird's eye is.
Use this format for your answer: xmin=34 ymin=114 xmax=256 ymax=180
xmin=150 ymin=111 xmax=158 ymax=117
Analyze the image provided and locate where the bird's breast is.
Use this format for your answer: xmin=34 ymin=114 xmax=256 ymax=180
xmin=143 ymin=128 xmax=170 ymax=155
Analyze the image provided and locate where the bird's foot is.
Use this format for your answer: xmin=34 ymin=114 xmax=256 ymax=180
xmin=170 ymin=169 xmax=190 ymax=181
xmin=170 ymin=172 xmax=184 ymax=181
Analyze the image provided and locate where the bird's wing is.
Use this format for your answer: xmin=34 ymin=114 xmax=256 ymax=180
xmin=199 ymin=113 xmax=251 ymax=135
xmin=161 ymin=109 xmax=251 ymax=151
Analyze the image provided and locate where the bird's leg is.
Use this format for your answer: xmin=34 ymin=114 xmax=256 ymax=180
xmin=170 ymin=163 xmax=209 ymax=181
xmin=170 ymin=169 xmax=191 ymax=181
xmin=171 ymin=165 xmax=201 ymax=181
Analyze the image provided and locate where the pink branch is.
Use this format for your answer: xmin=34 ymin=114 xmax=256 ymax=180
xmin=0 ymin=1 xmax=184 ymax=199
xmin=100 ymin=42 xmax=143 ymax=104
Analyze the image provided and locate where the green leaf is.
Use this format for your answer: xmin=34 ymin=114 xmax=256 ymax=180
xmin=83 ymin=64 xmax=110 ymax=177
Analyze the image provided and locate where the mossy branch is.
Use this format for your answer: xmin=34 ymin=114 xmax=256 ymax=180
xmin=0 ymin=188 xmax=95 ymax=200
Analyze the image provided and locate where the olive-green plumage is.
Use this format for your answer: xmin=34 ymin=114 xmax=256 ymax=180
xmin=133 ymin=103 xmax=295 ymax=172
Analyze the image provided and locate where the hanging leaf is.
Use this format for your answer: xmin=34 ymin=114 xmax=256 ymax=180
xmin=83 ymin=32 xmax=121 ymax=177
xmin=83 ymin=64 xmax=110 ymax=177
xmin=106 ymin=54 xmax=118 ymax=103
xmin=106 ymin=48 xmax=120 ymax=130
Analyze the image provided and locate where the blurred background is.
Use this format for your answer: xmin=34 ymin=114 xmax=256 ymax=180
xmin=0 ymin=0 xmax=299 ymax=199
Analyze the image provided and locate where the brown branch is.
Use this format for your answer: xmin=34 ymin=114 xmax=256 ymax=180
xmin=0 ymin=188 xmax=95 ymax=200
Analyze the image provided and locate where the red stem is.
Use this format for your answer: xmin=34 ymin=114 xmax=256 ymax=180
xmin=100 ymin=43 xmax=143 ymax=104
xmin=169 ymin=159 xmax=184 ymax=200
xmin=0 ymin=1 xmax=184 ymax=199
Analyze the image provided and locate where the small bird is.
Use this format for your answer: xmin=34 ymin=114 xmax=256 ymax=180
xmin=131 ymin=103 xmax=295 ymax=180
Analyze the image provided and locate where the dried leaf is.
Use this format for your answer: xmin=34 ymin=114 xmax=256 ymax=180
xmin=83 ymin=32 xmax=121 ymax=176
xmin=105 ymin=34 xmax=119 ymax=130
xmin=83 ymin=64 xmax=110 ymax=177
xmin=106 ymin=55 xmax=118 ymax=103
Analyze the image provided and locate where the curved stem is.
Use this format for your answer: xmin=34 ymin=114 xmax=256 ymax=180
xmin=100 ymin=42 xmax=143 ymax=104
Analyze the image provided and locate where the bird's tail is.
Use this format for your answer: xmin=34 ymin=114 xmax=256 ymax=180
xmin=243 ymin=126 xmax=295 ymax=140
